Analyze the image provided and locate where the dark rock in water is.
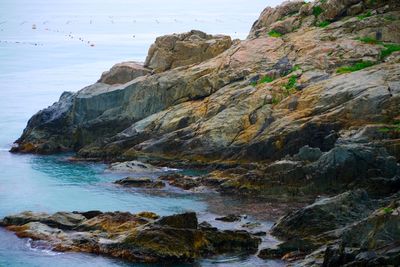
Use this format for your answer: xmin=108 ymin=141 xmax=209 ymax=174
xmin=159 ymin=173 xmax=200 ymax=190
xmin=258 ymin=238 xmax=316 ymax=260
xmin=114 ymin=177 xmax=165 ymax=188
xmin=0 ymin=211 xmax=261 ymax=263
xmin=198 ymin=221 xmax=215 ymax=230
xmin=73 ymin=210 xmax=103 ymax=219
xmin=156 ymin=212 xmax=198 ymax=229
xmin=215 ymin=214 xmax=242 ymax=222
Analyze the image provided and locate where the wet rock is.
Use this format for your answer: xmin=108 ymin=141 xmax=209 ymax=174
xmin=215 ymin=214 xmax=242 ymax=222
xmin=159 ymin=173 xmax=200 ymax=190
xmin=107 ymin=161 xmax=160 ymax=173
xmin=98 ymin=61 xmax=150 ymax=85
xmin=1 ymin=211 xmax=260 ymax=263
xmin=156 ymin=212 xmax=198 ymax=229
xmin=114 ymin=177 xmax=165 ymax=188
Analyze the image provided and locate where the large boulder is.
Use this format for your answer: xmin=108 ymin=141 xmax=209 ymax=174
xmin=98 ymin=61 xmax=150 ymax=85
xmin=144 ymin=30 xmax=232 ymax=73
xmin=271 ymin=190 xmax=375 ymax=239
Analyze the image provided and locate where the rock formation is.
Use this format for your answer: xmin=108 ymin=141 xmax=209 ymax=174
xmin=0 ymin=211 xmax=260 ymax=263
xmin=6 ymin=0 xmax=400 ymax=265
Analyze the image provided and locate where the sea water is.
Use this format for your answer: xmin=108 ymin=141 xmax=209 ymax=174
xmin=0 ymin=0 xmax=284 ymax=266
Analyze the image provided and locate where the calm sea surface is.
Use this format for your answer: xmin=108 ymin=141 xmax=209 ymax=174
xmin=0 ymin=1 xmax=284 ymax=266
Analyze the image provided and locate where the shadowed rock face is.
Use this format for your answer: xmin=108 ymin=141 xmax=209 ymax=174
xmin=0 ymin=211 xmax=261 ymax=263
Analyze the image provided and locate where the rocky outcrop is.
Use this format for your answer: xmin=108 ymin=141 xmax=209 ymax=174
xmin=12 ymin=0 xmax=400 ymax=160
xmin=144 ymin=30 xmax=232 ymax=73
xmin=98 ymin=61 xmax=150 ymax=85
xmin=0 ymin=211 xmax=261 ymax=263
xmin=258 ymin=191 xmax=400 ymax=266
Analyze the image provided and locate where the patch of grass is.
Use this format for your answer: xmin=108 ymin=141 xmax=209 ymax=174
xmin=284 ymin=75 xmax=298 ymax=90
xmin=379 ymin=122 xmax=400 ymax=133
xmin=319 ymin=0 xmax=327 ymax=3
xmin=357 ymin=37 xmax=382 ymax=45
xmin=287 ymin=65 xmax=301 ymax=75
xmin=259 ymin=75 xmax=275 ymax=84
xmin=252 ymin=75 xmax=275 ymax=86
xmin=383 ymin=207 xmax=394 ymax=214
xmin=380 ymin=43 xmax=400 ymax=59
xmin=313 ymin=6 xmax=324 ymax=17
xmin=336 ymin=61 xmax=375 ymax=74
xmin=317 ymin=20 xmax=331 ymax=28
xmin=251 ymin=75 xmax=275 ymax=86
xmin=357 ymin=11 xmax=372 ymax=20
xmin=268 ymin=30 xmax=283 ymax=38
xmin=271 ymin=96 xmax=281 ymax=105
xmin=368 ymin=0 xmax=377 ymax=5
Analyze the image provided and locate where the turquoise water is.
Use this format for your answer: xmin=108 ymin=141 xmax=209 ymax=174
xmin=0 ymin=0 xmax=284 ymax=266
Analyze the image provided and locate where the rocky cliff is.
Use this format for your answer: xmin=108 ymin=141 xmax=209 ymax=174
xmin=12 ymin=0 xmax=400 ymax=164
xmin=8 ymin=1 xmax=400 ymax=265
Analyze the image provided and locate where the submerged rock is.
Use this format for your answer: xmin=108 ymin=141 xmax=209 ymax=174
xmin=114 ymin=177 xmax=165 ymax=188
xmin=1 ymin=211 xmax=261 ymax=263
xmin=215 ymin=214 xmax=242 ymax=222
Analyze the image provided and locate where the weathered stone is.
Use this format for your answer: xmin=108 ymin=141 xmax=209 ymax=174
xmin=144 ymin=30 xmax=232 ymax=73
xmin=98 ymin=61 xmax=150 ymax=85
xmin=271 ymin=190 xmax=375 ymax=239
xmin=1 ymin=211 xmax=260 ymax=263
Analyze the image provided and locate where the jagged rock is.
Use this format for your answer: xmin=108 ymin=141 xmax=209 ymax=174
xmin=114 ymin=177 xmax=165 ymax=188
xmin=271 ymin=190 xmax=375 ymax=239
xmin=1 ymin=211 xmax=261 ymax=263
xmin=144 ymin=30 xmax=232 ymax=73
xmin=293 ymin=145 xmax=322 ymax=162
xmin=248 ymin=0 xmax=305 ymax=38
xmin=159 ymin=173 xmax=200 ymax=190
xmin=98 ymin=61 xmax=150 ymax=85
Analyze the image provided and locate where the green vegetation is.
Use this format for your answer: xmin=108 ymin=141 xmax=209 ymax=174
xmin=380 ymin=43 xmax=400 ymax=59
xmin=357 ymin=37 xmax=381 ymax=45
xmin=268 ymin=30 xmax=283 ymax=38
xmin=284 ymin=75 xmax=298 ymax=90
xmin=259 ymin=75 xmax=275 ymax=84
xmin=383 ymin=207 xmax=394 ymax=214
xmin=317 ymin=21 xmax=331 ymax=28
xmin=336 ymin=61 xmax=375 ymax=74
xmin=287 ymin=65 xmax=301 ymax=75
xmin=271 ymin=96 xmax=281 ymax=105
xmin=312 ymin=6 xmax=324 ymax=17
xmin=368 ymin=0 xmax=377 ymax=5
xmin=251 ymin=75 xmax=275 ymax=86
xmin=379 ymin=122 xmax=400 ymax=133
xmin=357 ymin=11 xmax=372 ymax=20
xmin=319 ymin=0 xmax=327 ymax=3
